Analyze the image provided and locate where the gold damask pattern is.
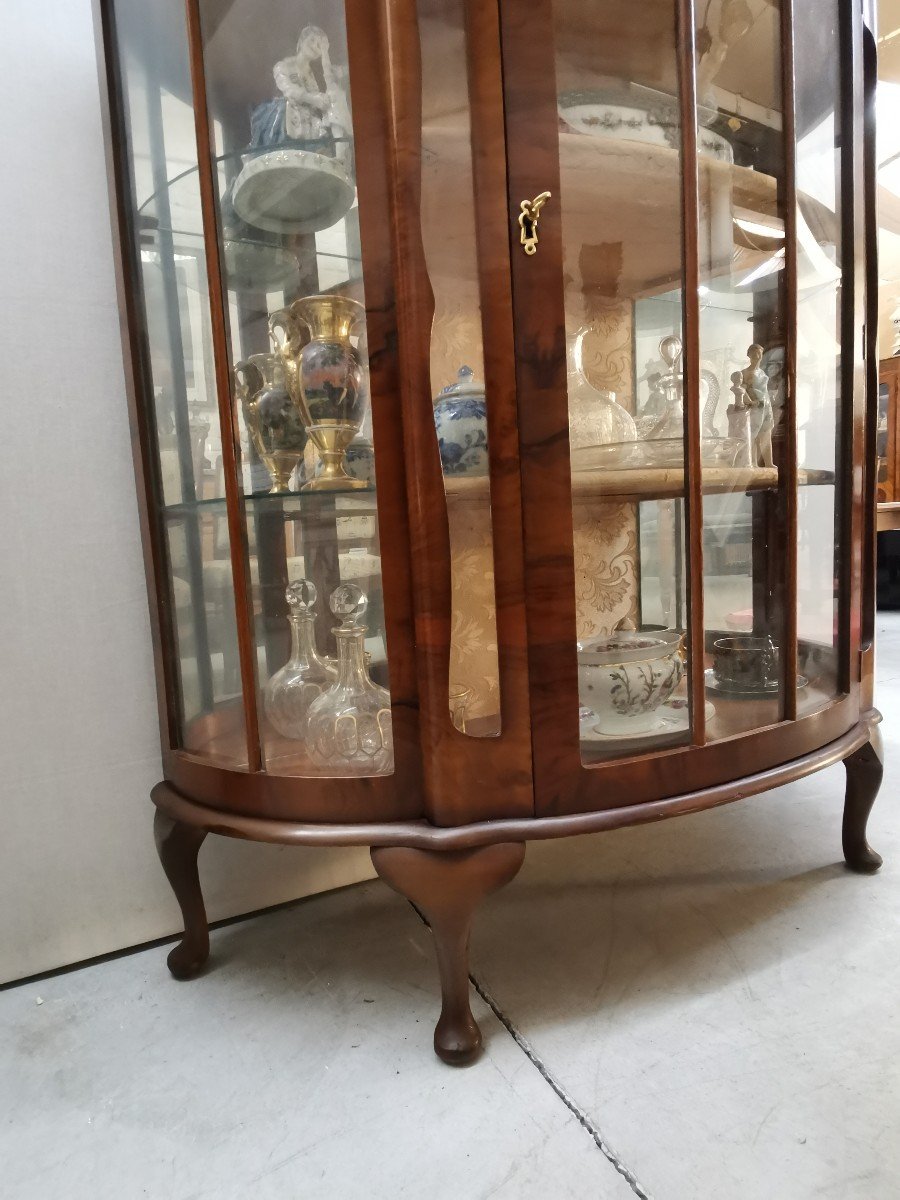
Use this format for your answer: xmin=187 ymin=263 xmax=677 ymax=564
xmin=431 ymin=297 xmax=484 ymax=392
xmin=432 ymin=291 xmax=501 ymax=726
xmin=571 ymin=296 xmax=639 ymax=638
xmin=437 ymin=294 xmax=640 ymax=718
xmin=573 ymin=500 xmax=638 ymax=638
xmin=447 ymin=500 xmax=499 ymax=722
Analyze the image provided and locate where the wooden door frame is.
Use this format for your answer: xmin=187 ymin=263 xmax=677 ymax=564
xmin=380 ymin=0 xmax=534 ymax=825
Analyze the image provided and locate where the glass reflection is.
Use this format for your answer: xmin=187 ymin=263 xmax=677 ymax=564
xmin=794 ymin=0 xmax=843 ymax=711
xmin=115 ymin=0 xmax=248 ymax=764
xmin=552 ymin=0 xmax=691 ymax=762
xmin=692 ymin=0 xmax=791 ymax=736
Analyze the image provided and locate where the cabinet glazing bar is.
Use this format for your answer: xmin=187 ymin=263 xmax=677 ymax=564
xmin=343 ymin=0 xmax=424 ymax=800
xmin=496 ymin=0 xmax=575 ymax=809
xmin=781 ymin=0 xmax=800 ymax=721
xmin=860 ymin=17 xmax=879 ymax=699
xmin=381 ymin=0 xmax=455 ymax=813
xmin=182 ymin=0 xmax=262 ymax=771
xmin=460 ymin=0 xmax=534 ymax=787
xmin=382 ymin=0 xmax=534 ymax=822
xmin=675 ymin=0 xmax=706 ymax=746
xmin=839 ymin=0 xmax=866 ymax=696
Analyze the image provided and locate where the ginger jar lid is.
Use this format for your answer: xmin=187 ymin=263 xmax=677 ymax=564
xmin=436 ymin=365 xmax=485 ymax=404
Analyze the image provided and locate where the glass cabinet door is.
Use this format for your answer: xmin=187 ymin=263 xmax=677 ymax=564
xmin=112 ymin=0 xmax=398 ymax=779
xmin=508 ymin=0 xmax=858 ymax=791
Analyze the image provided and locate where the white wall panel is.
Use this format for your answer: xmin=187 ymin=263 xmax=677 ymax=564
xmin=0 ymin=0 xmax=374 ymax=985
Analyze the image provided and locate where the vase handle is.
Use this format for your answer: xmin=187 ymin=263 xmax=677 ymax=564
xmin=268 ymin=310 xmax=308 ymax=419
xmin=268 ymin=307 xmax=297 ymax=354
xmin=233 ymin=359 xmax=264 ymax=408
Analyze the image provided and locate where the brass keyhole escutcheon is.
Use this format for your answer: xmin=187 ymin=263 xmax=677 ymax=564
xmin=518 ymin=191 xmax=551 ymax=256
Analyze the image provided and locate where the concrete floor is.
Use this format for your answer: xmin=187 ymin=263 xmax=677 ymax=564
xmin=4 ymin=622 xmax=900 ymax=1199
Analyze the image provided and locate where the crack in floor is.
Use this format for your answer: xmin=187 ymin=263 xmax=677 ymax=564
xmin=407 ymin=901 xmax=650 ymax=1199
xmin=469 ymin=971 xmax=652 ymax=1200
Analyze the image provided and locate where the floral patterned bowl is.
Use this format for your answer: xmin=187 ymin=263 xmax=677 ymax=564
xmin=577 ymin=631 xmax=684 ymax=735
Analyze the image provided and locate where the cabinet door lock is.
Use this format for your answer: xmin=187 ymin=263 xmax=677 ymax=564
xmin=518 ymin=191 xmax=551 ymax=256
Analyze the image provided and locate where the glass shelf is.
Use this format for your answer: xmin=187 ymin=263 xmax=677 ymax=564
xmin=162 ymin=486 xmax=377 ymax=519
xmin=136 ymin=151 xmax=365 ymax=297
xmin=137 ymin=142 xmax=351 ymax=218
xmin=138 ymin=223 xmax=363 ymax=271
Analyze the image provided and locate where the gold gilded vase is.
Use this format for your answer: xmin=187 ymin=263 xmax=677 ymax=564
xmin=233 ymin=353 xmax=307 ymax=493
xmin=269 ymin=295 xmax=368 ymax=492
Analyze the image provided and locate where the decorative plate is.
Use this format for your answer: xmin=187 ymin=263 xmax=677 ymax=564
xmin=558 ymin=91 xmax=733 ymax=164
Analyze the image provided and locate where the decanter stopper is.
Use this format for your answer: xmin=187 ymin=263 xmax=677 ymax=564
xmin=286 ymin=578 xmax=317 ymax=615
xmin=659 ymin=335 xmax=683 ymax=374
xmin=331 ymin=582 xmax=368 ymax=630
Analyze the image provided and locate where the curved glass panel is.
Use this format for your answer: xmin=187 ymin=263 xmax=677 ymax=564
xmin=552 ymin=0 xmax=691 ymax=762
xmin=693 ymin=0 xmax=791 ymax=735
xmin=191 ymin=0 xmax=394 ymax=776
xmin=793 ymin=0 xmax=844 ymax=713
xmin=115 ymin=0 xmax=247 ymax=765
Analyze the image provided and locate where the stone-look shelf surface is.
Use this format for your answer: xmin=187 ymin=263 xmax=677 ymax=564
xmin=445 ymin=466 xmax=834 ymax=503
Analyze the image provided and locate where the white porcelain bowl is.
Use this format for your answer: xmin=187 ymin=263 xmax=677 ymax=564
xmin=577 ymin=631 xmax=684 ymax=735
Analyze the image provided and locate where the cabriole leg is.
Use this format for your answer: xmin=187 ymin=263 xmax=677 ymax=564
xmin=843 ymin=723 xmax=884 ymax=874
xmin=153 ymin=808 xmax=210 ymax=978
xmin=371 ymin=842 xmax=525 ymax=1066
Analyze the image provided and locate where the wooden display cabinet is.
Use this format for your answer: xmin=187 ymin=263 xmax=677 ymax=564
xmin=95 ymin=0 xmax=883 ymax=1065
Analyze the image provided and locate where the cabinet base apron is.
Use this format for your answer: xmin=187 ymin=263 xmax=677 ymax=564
xmin=152 ymin=713 xmax=883 ymax=1065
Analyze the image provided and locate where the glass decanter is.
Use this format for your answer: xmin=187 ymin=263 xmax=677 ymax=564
xmin=305 ymin=584 xmax=393 ymax=776
xmin=263 ymin=580 xmax=337 ymax=739
xmin=641 ymin=335 xmax=685 ymax=441
xmin=567 ymin=326 xmax=636 ymax=451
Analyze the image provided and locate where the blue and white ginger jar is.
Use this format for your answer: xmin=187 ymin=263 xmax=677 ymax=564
xmin=433 ymin=365 xmax=488 ymax=476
